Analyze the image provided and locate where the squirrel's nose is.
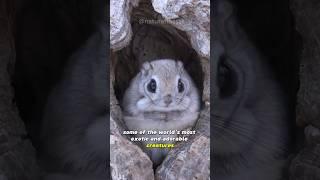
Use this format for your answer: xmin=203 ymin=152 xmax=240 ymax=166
xmin=164 ymin=95 xmax=172 ymax=105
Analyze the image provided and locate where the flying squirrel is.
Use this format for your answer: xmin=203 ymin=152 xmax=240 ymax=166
xmin=122 ymin=59 xmax=200 ymax=166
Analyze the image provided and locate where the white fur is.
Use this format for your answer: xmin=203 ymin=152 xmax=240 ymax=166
xmin=122 ymin=59 xmax=200 ymax=165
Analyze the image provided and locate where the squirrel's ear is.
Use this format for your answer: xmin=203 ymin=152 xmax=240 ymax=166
xmin=141 ymin=62 xmax=153 ymax=76
xmin=176 ymin=61 xmax=184 ymax=69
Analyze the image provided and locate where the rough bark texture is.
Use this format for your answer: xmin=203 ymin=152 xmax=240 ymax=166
xmin=110 ymin=0 xmax=210 ymax=179
xmin=292 ymin=0 xmax=320 ymax=128
xmin=110 ymin=0 xmax=140 ymax=51
xmin=155 ymin=106 xmax=210 ymax=180
xmin=151 ymin=0 xmax=210 ymax=59
xmin=290 ymin=0 xmax=320 ymax=179
xmin=290 ymin=143 xmax=320 ymax=180
xmin=110 ymin=118 xmax=154 ymax=180
xmin=110 ymin=0 xmax=210 ymax=58
xmin=0 ymin=1 xmax=39 ymax=180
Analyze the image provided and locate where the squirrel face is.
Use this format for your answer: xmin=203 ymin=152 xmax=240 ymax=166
xmin=135 ymin=59 xmax=194 ymax=112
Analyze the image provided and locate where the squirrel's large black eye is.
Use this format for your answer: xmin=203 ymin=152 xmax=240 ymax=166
xmin=178 ymin=79 xmax=184 ymax=93
xmin=147 ymin=79 xmax=157 ymax=93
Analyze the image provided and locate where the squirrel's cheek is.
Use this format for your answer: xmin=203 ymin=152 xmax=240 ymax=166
xmin=136 ymin=98 xmax=150 ymax=111
xmin=173 ymin=98 xmax=190 ymax=111
xmin=183 ymin=97 xmax=191 ymax=107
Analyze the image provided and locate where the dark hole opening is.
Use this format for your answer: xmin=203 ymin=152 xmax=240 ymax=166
xmin=113 ymin=24 xmax=204 ymax=107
